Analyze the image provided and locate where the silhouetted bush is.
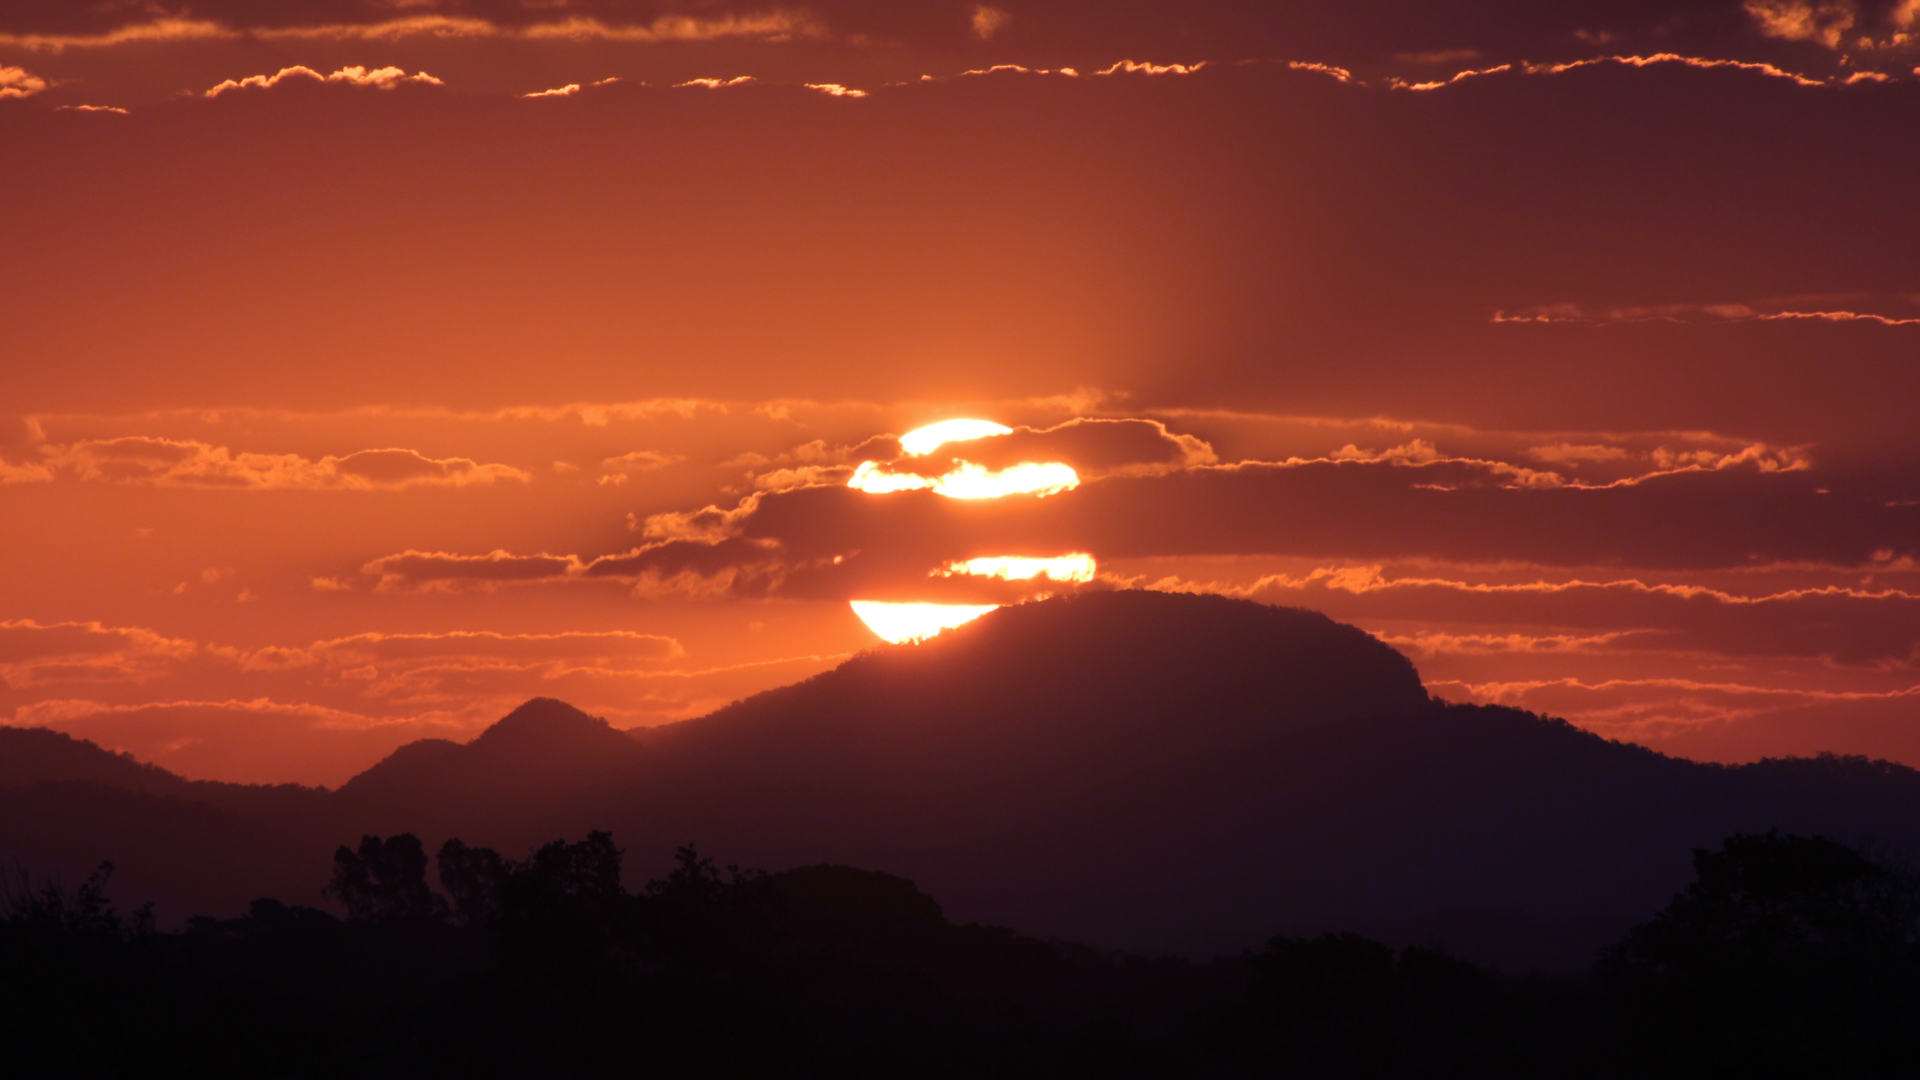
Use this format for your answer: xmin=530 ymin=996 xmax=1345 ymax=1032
xmin=6 ymin=830 xmax=1918 ymax=1078
xmin=324 ymin=833 xmax=448 ymax=923
xmin=1599 ymin=830 xmax=1920 ymax=1077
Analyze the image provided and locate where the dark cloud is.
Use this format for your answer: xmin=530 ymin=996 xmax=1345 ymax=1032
xmin=929 ymin=417 xmax=1215 ymax=476
xmin=596 ymin=457 xmax=1917 ymax=599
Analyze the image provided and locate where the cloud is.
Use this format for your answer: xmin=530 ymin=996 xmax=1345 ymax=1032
xmin=2 ymin=11 xmax=823 ymax=52
xmin=512 ymin=12 xmax=823 ymax=44
xmin=601 ymin=450 xmax=682 ymax=474
xmin=1425 ymin=676 xmax=1920 ymax=766
xmin=826 ymin=417 xmax=1215 ymax=495
xmin=597 ymin=450 xmax=681 ymax=486
xmin=0 ymin=459 xmax=54 ymax=484
xmin=971 ymin=5 xmax=1010 ymax=41
xmin=310 ymin=630 xmax=682 ymax=665
xmin=0 ymin=18 xmax=236 ymax=52
xmin=1391 ymin=53 xmax=1837 ymax=91
xmin=1526 ymin=444 xmax=1631 ymax=466
xmin=677 ymin=76 xmax=755 ymax=89
xmin=836 ymin=417 xmax=1214 ymax=501
xmin=0 ymin=65 xmax=47 ymax=99
xmin=1495 ymin=298 xmax=1920 ymax=326
xmin=38 ymin=438 xmax=527 ymax=489
xmin=1185 ymin=568 xmax=1920 ymax=667
xmin=1394 ymin=50 xmax=1484 ymax=65
xmin=1745 ymin=0 xmax=1858 ymax=48
xmin=954 ymin=418 xmax=1218 ymax=477
xmin=1095 ymin=60 xmax=1206 ymax=76
xmin=6 ymin=698 xmax=457 ymax=787
xmin=522 ymin=76 xmax=618 ymax=98
xmin=54 ymin=103 xmax=128 ymax=114
xmin=0 ymin=621 xmax=750 ymax=785
xmin=350 ymin=409 xmax=1902 ymax=608
xmin=611 ymin=455 xmax=1914 ymax=602
xmin=803 ymin=82 xmax=867 ymax=97
xmin=361 ymin=549 xmax=586 ymax=591
xmin=205 ymin=65 xmax=443 ymax=97
xmin=0 ymin=620 xmax=210 ymax=688
xmin=1286 ymin=61 xmax=1360 ymax=84
xmin=583 ymin=537 xmax=790 ymax=599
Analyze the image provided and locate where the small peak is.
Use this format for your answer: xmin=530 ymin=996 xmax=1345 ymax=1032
xmin=470 ymin=698 xmax=623 ymax=751
xmin=378 ymin=737 xmax=462 ymax=767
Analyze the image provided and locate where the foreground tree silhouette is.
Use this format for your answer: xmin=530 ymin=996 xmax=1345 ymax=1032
xmin=324 ymin=833 xmax=447 ymax=922
xmin=1602 ymin=830 xmax=1920 ymax=1077
xmin=437 ymin=837 xmax=509 ymax=927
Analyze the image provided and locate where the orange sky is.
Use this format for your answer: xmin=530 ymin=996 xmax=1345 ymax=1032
xmin=3 ymin=0 xmax=1918 ymax=786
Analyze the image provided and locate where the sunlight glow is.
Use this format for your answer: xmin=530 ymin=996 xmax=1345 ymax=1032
xmin=898 ymin=418 xmax=1012 ymax=456
xmin=931 ymin=460 xmax=1079 ymax=499
xmin=937 ymin=553 xmax=1097 ymax=582
xmin=845 ymin=460 xmax=936 ymax=494
xmin=846 ymin=459 xmax=1080 ymax=499
xmin=850 ymin=601 xmax=1000 ymax=643
xmin=846 ymin=419 xmax=1085 ymax=640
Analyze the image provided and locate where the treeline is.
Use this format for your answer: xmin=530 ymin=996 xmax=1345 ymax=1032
xmin=4 ymin=831 xmax=1918 ymax=1078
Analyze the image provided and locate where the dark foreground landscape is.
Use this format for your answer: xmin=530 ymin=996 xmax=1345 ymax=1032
xmin=6 ymin=593 xmax=1920 ymax=1076
xmin=7 ymin=827 xmax=1920 ymax=1078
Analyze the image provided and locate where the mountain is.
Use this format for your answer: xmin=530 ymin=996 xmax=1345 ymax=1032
xmin=342 ymin=697 xmax=646 ymax=798
xmin=0 ymin=728 xmax=335 ymax=921
xmin=0 ymin=726 xmax=191 ymax=796
xmin=7 ymin=591 xmax=1920 ymax=970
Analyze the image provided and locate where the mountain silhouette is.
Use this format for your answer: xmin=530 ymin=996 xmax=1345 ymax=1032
xmin=6 ymin=590 xmax=1920 ymax=969
xmin=0 ymin=726 xmax=191 ymax=796
xmin=343 ymin=697 xmax=645 ymax=798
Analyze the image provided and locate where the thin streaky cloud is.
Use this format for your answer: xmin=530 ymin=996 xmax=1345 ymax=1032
xmin=1 ymin=11 xmax=823 ymax=51
xmin=1286 ymin=61 xmax=1361 ymax=83
xmin=1095 ymin=59 xmax=1206 ymax=76
xmin=205 ymin=65 xmax=443 ymax=97
xmin=1496 ymin=301 xmax=1920 ymax=326
xmin=0 ymin=18 xmax=235 ymax=52
xmin=1393 ymin=53 xmax=1841 ymax=91
xmin=1452 ymin=675 xmax=1920 ymax=705
xmin=35 ymin=438 xmax=526 ymax=490
xmin=9 ymin=696 xmax=441 ymax=733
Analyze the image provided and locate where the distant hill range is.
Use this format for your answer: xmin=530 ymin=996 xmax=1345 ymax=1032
xmin=6 ymin=590 xmax=1920 ymax=970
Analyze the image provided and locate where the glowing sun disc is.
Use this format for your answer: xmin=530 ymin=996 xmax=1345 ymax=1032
xmin=939 ymin=553 xmax=1096 ymax=582
xmin=847 ymin=459 xmax=1080 ymax=499
xmin=898 ymin=419 xmax=1012 ymax=456
xmin=850 ymin=600 xmax=999 ymax=643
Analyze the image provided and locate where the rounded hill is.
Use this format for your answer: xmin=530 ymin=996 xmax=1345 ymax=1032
xmin=650 ymin=589 xmax=1433 ymax=781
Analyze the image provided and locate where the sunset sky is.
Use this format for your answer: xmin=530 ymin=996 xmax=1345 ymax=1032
xmin=3 ymin=0 xmax=1918 ymax=787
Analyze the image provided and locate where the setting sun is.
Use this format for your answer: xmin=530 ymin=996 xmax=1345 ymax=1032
xmin=938 ymin=553 xmax=1097 ymax=582
xmin=849 ymin=600 xmax=1001 ymax=643
xmin=845 ymin=421 xmax=1088 ymax=638
xmin=898 ymin=418 xmax=1013 ymax=456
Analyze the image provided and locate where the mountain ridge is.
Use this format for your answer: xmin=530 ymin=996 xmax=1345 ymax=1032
xmin=5 ymin=591 xmax=1920 ymax=970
